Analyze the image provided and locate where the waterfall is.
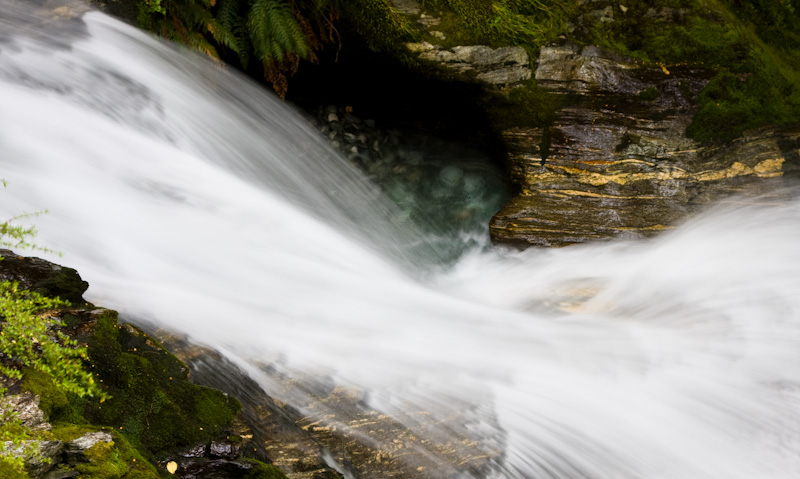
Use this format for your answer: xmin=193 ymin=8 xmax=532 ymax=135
xmin=2 ymin=2 xmax=800 ymax=478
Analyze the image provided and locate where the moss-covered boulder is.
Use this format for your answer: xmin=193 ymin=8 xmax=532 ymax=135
xmin=0 ymin=252 xmax=287 ymax=479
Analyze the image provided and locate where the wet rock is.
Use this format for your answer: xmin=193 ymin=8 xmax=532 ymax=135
xmin=0 ymin=249 xmax=88 ymax=303
xmin=2 ymin=439 xmax=64 ymax=477
xmin=476 ymin=66 xmax=531 ymax=85
xmin=490 ymin=43 xmax=800 ymax=246
xmin=173 ymin=458 xmax=262 ymax=479
xmin=159 ymin=333 xmax=503 ymax=479
xmin=407 ymin=43 xmax=531 ymax=86
xmin=180 ymin=444 xmax=209 ymax=458
xmin=64 ymin=431 xmax=113 ymax=463
xmin=209 ymin=440 xmax=239 ymax=459
xmin=2 ymin=392 xmax=50 ymax=431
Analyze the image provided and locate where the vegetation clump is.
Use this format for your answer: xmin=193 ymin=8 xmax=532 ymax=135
xmin=578 ymin=0 xmax=800 ymax=142
xmin=0 ymin=193 xmax=247 ymax=477
xmin=136 ymin=0 xmax=413 ymax=95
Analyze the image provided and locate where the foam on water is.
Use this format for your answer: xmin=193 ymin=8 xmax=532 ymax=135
xmin=2 ymin=3 xmax=800 ymax=478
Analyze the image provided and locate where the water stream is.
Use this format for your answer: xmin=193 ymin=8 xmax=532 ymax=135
xmin=2 ymin=2 xmax=800 ymax=478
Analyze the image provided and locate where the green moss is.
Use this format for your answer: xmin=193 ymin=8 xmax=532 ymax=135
xmin=419 ymin=0 xmax=572 ymax=49
xmin=63 ymin=311 xmax=240 ymax=460
xmin=20 ymin=369 xmax=70 ymax=421
xmin=340 ymin=0 xmax=417 ymax=51
xmin=75 ymin=435 xmax=159 ymax=479
xmin=48 ymin=427 xmax=160 ymax=479
xmin=50 ymin=424 xmax=99 ymax=441
xmin=576 ymin=0 xmax=800 ymax=142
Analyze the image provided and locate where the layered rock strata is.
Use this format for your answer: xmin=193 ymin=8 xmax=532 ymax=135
xmin=489 ymin=44 xmax=800 ymax=246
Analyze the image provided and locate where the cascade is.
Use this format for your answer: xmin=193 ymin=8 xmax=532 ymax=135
xmin=2 ymin=2 xmax=800 ymax=478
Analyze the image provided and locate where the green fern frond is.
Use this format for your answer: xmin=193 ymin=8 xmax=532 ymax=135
xmin=208 ymin=18 xmax=242 ymax=53
xmin=248 ymin=0 xmax=309 ymax=65
xmin=172 ymin=1 xmax=213 ymax=30
xmin=216 ymin=0 xmax=241 ymax=32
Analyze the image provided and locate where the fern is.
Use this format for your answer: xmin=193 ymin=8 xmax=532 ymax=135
xmin=137 ymin=0 xmax=350 ymax=92
xmin=208 ymin=18 xmax=241 ymax=53
xmin=248 ymin=0 xmax=309 ymax=64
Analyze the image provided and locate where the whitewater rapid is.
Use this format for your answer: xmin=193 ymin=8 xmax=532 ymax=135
xmin=2 ymin=2 xmax=800 ymax=478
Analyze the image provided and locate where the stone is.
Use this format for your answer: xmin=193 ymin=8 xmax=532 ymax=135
xmin=410 ymin=43 xmax=531 ymax=87
xmin=0 ymin=249 xmax=89 ymax=303
xmin=452 ymin=45 xmax=527 ymax=65
xmin=209 ymin=440 xmax=239 ymax=459
xmin=65 ymin=431 xmax=113 ymax=462
xmin=2 ymin=440 xmax=64 ymax=477
xmin=476 ymin=65 xmax=531 ymax=85
xmin=403 ymin=42 xmax=437 ymax=53
xmin=2 ymin=392 xmax=50 ymax=432
xmin=489 ymin=43 xmax=800 ymax=246
xmin=180 ymin=444 xmax=208 ymax=458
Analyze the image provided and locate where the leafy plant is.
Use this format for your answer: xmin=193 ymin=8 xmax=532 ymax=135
xmin=0 ymin=182 xmax=108 ymax=475
xmin=0 ymin=283 xmax=102 ymax=398
xmin=0 ymin=183 xmax=101 ymax=398
xmin=137 ymin=0 xmax=337 ymax=95
xmin=0 ymin=184 xmax=107 ymax=478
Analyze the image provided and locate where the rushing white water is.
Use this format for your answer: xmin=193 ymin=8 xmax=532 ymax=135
xmin=3 ymin=2 xmax=800 ymax=478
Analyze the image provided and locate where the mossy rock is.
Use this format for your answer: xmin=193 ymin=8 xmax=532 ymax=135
xmin=20 ymin=369 xmax=71 ymax=422
xmin=65 ymin=311 xmax=241 ymax=459
xmin=0 ymin=249 xmax=88 ymax=304
xmin=341 ymin=1 xmax=800 ymax=143
xmin=40 ymin=426 xmax=161 ymax=479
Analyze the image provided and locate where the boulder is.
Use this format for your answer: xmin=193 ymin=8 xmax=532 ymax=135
xmin=0 ymin=249 xmax=88 ymax=303
xmin=64 ymin=431 xmax=113 ymax=463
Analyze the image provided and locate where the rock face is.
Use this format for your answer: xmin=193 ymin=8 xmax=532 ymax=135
xmin=157 ymin=336 xmax=503 ymax=479
xmin=489 ymin=44 xmax=800 ymax=246
xmin=364 ymin=2 xmax=800 ymax=247
xmin=405 ymin=42 xmax=531 ymax=86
